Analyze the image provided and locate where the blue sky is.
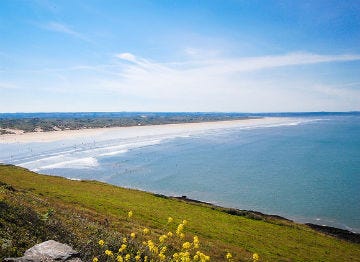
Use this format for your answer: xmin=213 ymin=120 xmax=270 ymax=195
xmin=1 ymin=0 xmax=360 ymax=112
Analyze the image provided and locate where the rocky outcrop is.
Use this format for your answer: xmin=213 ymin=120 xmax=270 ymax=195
xmin=4 ymin=240 xmax=82 ymax=262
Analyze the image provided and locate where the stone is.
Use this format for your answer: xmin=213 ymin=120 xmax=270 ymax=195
xmin=4 ymin=240 xmax=82 ymax=262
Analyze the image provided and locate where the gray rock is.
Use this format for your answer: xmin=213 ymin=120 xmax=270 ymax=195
xmin=4 ymin=240 xmax=82 ymax=262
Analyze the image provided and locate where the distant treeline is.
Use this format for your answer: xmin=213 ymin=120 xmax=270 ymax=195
xmin=0 ymin=111 xmax=358 ymax=133
xmin=0 ymin=112 xmax=255 ymax=133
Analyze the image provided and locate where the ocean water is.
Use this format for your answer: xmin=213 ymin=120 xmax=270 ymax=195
xmin=1 ymin=115 xmax=359 ymax=232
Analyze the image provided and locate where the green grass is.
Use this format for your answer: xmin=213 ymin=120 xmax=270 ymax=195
xmin=0 ymin=164 xmax=359 ymax=261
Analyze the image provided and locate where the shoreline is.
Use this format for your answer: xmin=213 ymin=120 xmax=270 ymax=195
xmin=2 ymin=117 xmax=359 ymax=242
xmin=43 ymin=169 xmax=360 ymax=242
xmin=158 ymin=194 xmax=360 ymax=243
xmin=0 ymin=117 xmax=290 ymax=143
xmin=2 ymin=162 xmax=359 ymax=243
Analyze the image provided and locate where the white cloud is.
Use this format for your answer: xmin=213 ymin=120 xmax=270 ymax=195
xmin=115 ymin=53 xmax=137 ymax=62
xmin=6 ymin=52 xmax=358 ymax=112
xmin=107 ymin=52 xmax=360 ymax=111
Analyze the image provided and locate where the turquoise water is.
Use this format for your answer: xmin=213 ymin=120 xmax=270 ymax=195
xmin=1 ymin=115 xmax=359 ymax=232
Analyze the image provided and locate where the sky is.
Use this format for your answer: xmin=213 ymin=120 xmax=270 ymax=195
xmin=1 ymin=0 xmax=360 ymax=112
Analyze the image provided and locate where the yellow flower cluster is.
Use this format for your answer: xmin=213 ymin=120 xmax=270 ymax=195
xmin=92 ymin=211 xmax=251 ymax=262
xmin=158 ymin=246 xmax=167 ymax=261
xmin=226 ymin=252 xmax=232 ymax=260
xmin=159 ymin=234 xmax=167 ymax=243
xmin=182 ymin=241 xmax=191 ymax=249
xmin=147 ymin=239 xmax=158 ymax=254
xmin=193 ymin=251 xmax=210 ymax=262
xmin=193 ymin=236 xmax=200 ymax=249
xmin=105 ymin=249 xmax=113 ymax=256
xmin=118 ymin=244 xmax=126 ymax=253
xmin=253 ymin=253 xmax=260 ymax=261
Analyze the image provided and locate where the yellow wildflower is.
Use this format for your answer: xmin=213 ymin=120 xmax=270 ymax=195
xmin=130 ymin=232 xmax=136 ymax=239
xmin=119 ymin=244 xmax=127 ymax=253
xmin=180 ymin=233 xmax=185 ymax=239
xmin=193 ymin=236 xmax=200 ymax=248
xmin=182 ymin=219 xmax=188 ymax=225
xmin=176 ymin=223 xmax=184 ymax=235
xmin=158 ymin=253 xmax=166 ymax=260
xmin=182 ymin=241 xmax=191 ymax=249
xmin=122 ymin=237 xmax=127 ymax=243
xmin=92 ymin=257 xmax=98 ymax=262
xmin=135 ymin=255 xmax=141 ymax=261
xmin=226 ymin=252 xmax=232 ymax=260
xmin=98 ymin=240 xmax=105 ymax=246
xmin=193 ymin=254 xmax=199 ymax=261
xmin=159 ymin=234 xmax=167 ymax=243
xmin=160 ymin=246 xmax=167 ymax=253
xmin=105 ymin=250 xmax=113 ymax=256
xmin=173 ymin=253 xmax=179 ymax=259
xmin=125 ymin=254 xmax=131 ymax=261
xmin=168 ymin=216 xmax=174 ymax=223
xmin=144 ymin=256 xmax=148 ymax=262
xmin=253 ymin=253 xmax=260 ymax=261
xmin=181 ymin=251 xmax=190 ymax=259
xmin=197 ymin=251 xmax=210 ymax=262
xmin=117 ymin=255 xmax=123 ymax=262
xmin=128 ymin=210 xmax=133 ymax=218
xmin=143 ymin=228 xmax=150 ymax=234
xmin=147 ymin=240 xmax=158 ymax=254
xmin=167 ymin=231 xmax=173 ymax=237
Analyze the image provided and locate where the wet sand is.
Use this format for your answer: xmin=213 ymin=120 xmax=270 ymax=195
xmin=0 ymin=117 xmax=291 ymax=144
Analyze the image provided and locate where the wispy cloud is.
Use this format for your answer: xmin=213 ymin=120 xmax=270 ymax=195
xmin=116 ymin=52 xmax=360 ymax=73
xmin=40 ymin=22 xmax=91 ymax=42
xmin=115 ymin=53 xmax=137 ymax=62
xmin=6 ymin=51 xmax=359 ymax=112
xmin=103 ymin=52 xmax=360 ymax=111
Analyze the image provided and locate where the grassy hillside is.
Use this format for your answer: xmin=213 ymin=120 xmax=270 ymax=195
xmin=0 ymin=164 xmax=359 ymax=261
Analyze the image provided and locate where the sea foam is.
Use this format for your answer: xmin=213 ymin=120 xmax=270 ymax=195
xmin=36 ymin=157 xmax=99 ymax=170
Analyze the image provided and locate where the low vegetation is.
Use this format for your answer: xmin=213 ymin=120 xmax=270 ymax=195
xmin=0 ymin=113 xmax=252 ymax=133
xmin=0 ymin=164 xmax=359 ymax=261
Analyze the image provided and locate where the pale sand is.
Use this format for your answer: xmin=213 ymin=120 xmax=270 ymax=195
xmin=0 ymin=117 xmax=292 ymax=144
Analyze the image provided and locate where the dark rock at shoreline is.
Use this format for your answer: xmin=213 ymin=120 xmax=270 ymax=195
xmin=171 ymin=195 xmax=293 ymax=222
xmin=168 ymin=194 xmax=360 ymax=243
xmin=306 ymin=223 xmax=360 ymax=243
xmin=4 ymin=240 xmax=82 ymax=262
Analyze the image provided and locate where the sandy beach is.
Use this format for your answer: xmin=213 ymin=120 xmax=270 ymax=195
xmin=0 ymin=117 xmax=292 ymax=144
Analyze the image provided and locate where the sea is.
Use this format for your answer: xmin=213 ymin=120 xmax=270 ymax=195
xmin=0 ymin=113 xmax=359 ymax=233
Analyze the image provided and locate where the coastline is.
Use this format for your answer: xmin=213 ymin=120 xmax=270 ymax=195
xmin=2 ymin=116 xmax=359 ymax=243
xmin=1 ymin=164 xmax=359 ymax=261
xmin=2 ymin=162 xmax=359 ymax=243
xmin=0 ymin=117 xmax=290 ymax=143
xmin=160 ymin=194 xmax=360 ymax=243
